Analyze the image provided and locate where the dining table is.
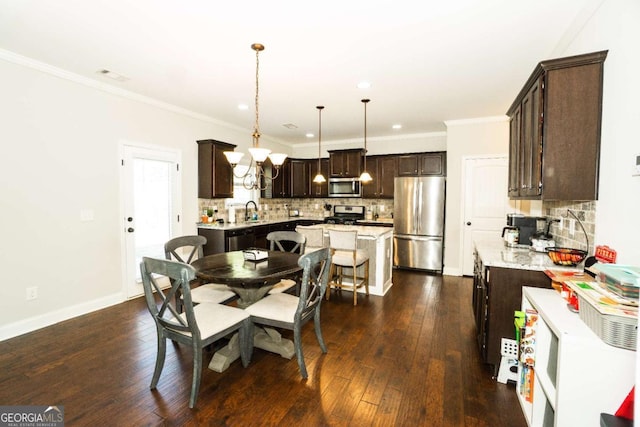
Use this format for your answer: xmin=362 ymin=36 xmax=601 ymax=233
xmin=190 ymin=250 xmax=303 ymax=372
xmin=191 ymin=250 xmax=302 ymax=308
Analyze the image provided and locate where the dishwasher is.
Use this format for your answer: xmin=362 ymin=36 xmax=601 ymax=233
xmin=226 ymin=228 xmax=256 ymax=251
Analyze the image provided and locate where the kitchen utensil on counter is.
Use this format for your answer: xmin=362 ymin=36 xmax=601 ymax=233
xmin=546 ymin=247 xmax=587 ymax=266
xmin=502 ymin=226 xmax=520 ymax=247
xmin=530 ymin=219 xmax=559 ymax=252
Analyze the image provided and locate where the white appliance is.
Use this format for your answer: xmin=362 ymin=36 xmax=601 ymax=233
xmin=393 ymin=176 xmax=446 ymax=271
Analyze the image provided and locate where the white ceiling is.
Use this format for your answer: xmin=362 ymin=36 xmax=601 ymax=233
xmin=0 ymin=0 xmax=598 ymax=146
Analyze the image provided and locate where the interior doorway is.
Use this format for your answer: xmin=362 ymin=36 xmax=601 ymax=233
xmin=461 ymin=155 xmax=513 ymax=276
xmin=120 ymin=143 xmax=181 ymax=298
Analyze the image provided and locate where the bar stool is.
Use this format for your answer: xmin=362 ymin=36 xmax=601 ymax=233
xmin=326 ymin=229 xmax=369 ymax=306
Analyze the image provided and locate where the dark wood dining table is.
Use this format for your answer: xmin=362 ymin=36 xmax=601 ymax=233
xmin=191 ymin=250 xmax=302 ymax=308
xmin=190 ymin=250 xmax=303 ymax=372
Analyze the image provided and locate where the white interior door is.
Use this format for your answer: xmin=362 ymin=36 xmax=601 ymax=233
xmin=121 ymin=144 xmax=181 ymax=298
xmin=461 ymin=156 xmax=513 ymax=276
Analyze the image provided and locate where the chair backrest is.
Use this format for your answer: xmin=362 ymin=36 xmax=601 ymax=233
xmin=328 ymin=229 xmax=358 ymax=251
xmin=140 ymin=257 xmax=201 ymax=340
xmin=267 ymin=231 xmax=306 ymax=254
xmin=164 ymin=235 xmax=207 ymax=264
xmin=295 ymin=247 xmax=332 ymax=322
xmin=295 ymin=225 xmax=325 ymax=248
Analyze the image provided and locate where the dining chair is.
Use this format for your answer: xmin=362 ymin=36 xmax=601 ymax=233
xmin=326 ymin=229 xmax=370 ymax=306
xmin=244 ymin=247 xmax=332 ymax=379
xmin=164 ymin=235 xmax=236 ymax=310
xmin=295 ymin=225 xmax=326 ymax=254
xmin=140 ymin=257 xmax=252 ymax=408
xmin=266 ymin=230 xmax=306 ymax=254
xmin=266 ymin=231 xmax=306 ymax=295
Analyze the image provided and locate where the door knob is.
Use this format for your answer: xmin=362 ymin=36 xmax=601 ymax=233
xmin=127 ymin=227 xmax=135 ymax=233
xmin=466 ymin=222 xmax=472 ymax=226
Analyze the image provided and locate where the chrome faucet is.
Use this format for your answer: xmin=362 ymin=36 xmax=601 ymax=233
xmin=245 ymin=200 xmax=258 ymax=221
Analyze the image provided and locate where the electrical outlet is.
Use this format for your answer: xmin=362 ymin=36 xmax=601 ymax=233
xmin=569 ymin=219 xmax=575 ymax=236
xmin=380 ymin=204 xmax=385 ymax=212
xmin=26 ymin=286 xmax=38 ymax=300
xmin=558 ymin=218 xmax=563 ymax=230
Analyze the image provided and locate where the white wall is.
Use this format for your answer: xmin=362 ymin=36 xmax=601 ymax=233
xmin=442 ymin=118 xmax=510 ymax=275
xmin=554 ymin=0 xmax=640 ymax=266
xmin=0 ymin=54 xmax=285 ymax=340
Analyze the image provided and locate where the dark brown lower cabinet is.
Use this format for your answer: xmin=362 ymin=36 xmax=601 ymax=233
xmin=472 ymin=250 xmax=551 ymax=374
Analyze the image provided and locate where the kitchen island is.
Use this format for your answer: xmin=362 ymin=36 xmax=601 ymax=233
xmin=197 ymin=219 xmax=394 ymax=297
xmin=472 ymin=238 xmax=582 ymax=375
xmin=296 ymin=224 xmax=394 ymax=297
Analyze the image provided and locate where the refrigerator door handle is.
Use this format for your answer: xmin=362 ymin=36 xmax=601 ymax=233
xmin=394 ymin=234 xmax=441 ymax=241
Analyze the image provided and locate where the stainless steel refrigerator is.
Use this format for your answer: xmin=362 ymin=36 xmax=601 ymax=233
xmin=393 ymin=176 xmax=446 ymax=271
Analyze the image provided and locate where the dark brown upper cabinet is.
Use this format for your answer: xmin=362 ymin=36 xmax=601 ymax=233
xmin=289 ymin=158 xmax=309 ymax=198
xmin=362 ymin=155 xmax=396 ymax=199
xmin=329 ymin=149 xmax=363 ymax=177
xmin=308 ymin=158 xmax=329 ymax=197
xmin=397 ymin=152 xmax=446 ymax=176
xmin=197 ymin=139 xmax=235 ymax=199
xmin=507 ymin=50 xmax=607 ymax=200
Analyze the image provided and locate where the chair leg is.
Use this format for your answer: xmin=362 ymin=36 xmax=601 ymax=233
xmin=151 ymin=328 xmax=166 ymax=390
xmin=293 ymin=323 xmax=307 ymax=379
xmin=364 ymin=259 xmax=370 ymax=295
xmin=326 ymin=263 xmax=336 ymax=301
xmin=353 ymin=264 xmax=358 ymax=306
xmin=314 ymin=308 xmax=327 ymax=353
xmin=189 ymin=340 xmax=203 ymax=408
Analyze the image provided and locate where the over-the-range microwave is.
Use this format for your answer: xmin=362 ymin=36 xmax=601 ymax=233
xmin=328 ymin=177 xmax=362 ymax=198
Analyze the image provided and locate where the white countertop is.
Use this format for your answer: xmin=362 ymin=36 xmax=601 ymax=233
xmin=474 ymin=238 xmax=583 ymax=272
xmin=197 ymin=217 xmax=320 ymax=231
xmin=303 ymin=223 xmax=393 ymax=238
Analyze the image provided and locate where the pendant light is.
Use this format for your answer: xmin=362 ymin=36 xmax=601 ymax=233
xmin=359 ymin=99 xmax=373 ymax=183
xmin=313 ymin=105 xmax=326 ymax=184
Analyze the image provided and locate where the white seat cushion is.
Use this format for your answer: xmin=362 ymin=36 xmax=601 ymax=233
xmin=245 ymin=293 xmax=298 ymax=324
xmin=189 ymin=284 xmax=236 ymax=304
xmin=173 ymin=303 xmax=249 ymax=339
xmin=332 ymin=249 xmax=369 ymax=267
xmin=268 ymin=278 xmax=297 ymax=294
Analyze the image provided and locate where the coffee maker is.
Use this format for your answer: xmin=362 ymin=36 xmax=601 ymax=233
xmin=506 ymin=214 xmax=539 ymax=246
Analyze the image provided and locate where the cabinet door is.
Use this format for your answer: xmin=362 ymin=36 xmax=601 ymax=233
xmin=309 ymin=158 xmax=329 ymax=197
xmin=289 ymin=159 xmax=308 ymax=197
xmin=397 ymin=154 xmax=419 ymax=176
xmin=265 ymin=158 xmax=290 ymax=198
xmin=378 ymin=156 xmax=396 ymax=197
xmin=508 ymin=105 xmax=522 ymax=198
xmin=420 ymin=152 xmax=445 ymax=175
xmin=329 ymin=151 xmax=344 ymax=177
xmin=197 ymin=140 xmax=235 ymax=199
xmin=343 ymin=151 xmax=362 ymax=177
xmin=519 ymin=77 xmax=543 ymax=198
xmin=361 ymin=157 xmax=378 ymax=198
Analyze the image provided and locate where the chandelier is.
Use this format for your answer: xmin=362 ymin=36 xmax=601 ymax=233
xmin=359 ymin=99 xmax=373 ymax=183
xmin=224 ymin=43 xmax=287 ymax=190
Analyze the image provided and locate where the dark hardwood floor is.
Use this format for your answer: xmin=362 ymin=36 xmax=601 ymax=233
xmin=0 ymin=271 xmax=526 ymax=426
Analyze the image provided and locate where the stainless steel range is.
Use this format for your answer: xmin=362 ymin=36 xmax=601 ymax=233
xmin=324 ymin=205 xmax=365 ymax=225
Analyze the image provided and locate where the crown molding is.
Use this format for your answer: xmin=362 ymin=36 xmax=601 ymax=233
xmin=0 ymin=48 xmax=250 ymax=134
xmin=444 ymin=116 xmax=508 ymax=127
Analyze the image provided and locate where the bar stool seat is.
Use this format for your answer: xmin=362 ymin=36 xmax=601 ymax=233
xmin=326 ymin=229 xmax=369 ymax=306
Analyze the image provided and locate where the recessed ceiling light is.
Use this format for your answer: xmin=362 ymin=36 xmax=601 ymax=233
xmin=392 ymin=124 xmax=402 ymax=129
xmin=282 ymin=123 xmax=298 ymax=130
xmin=96 ymin=69 xmax=129 ymax=82
xmin=238 ymin=104 xmax=249 ymax=110
xmin=357 ymin=81 xmax=371 ymax=89
xmin=306 ymin=133 xmax=314 ymax=138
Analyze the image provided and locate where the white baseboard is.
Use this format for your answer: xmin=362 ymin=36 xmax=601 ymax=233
xmin=0 ymin=292 xmax=125 ymax=342
xmin=443 ymin=266 xmax=463 ymax=276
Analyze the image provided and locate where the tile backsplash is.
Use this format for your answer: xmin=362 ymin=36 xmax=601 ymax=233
xmin=543 ymin=200 xmax=596 ymax=255
xmin=198 ymin=198 xmax=395 ymax=224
